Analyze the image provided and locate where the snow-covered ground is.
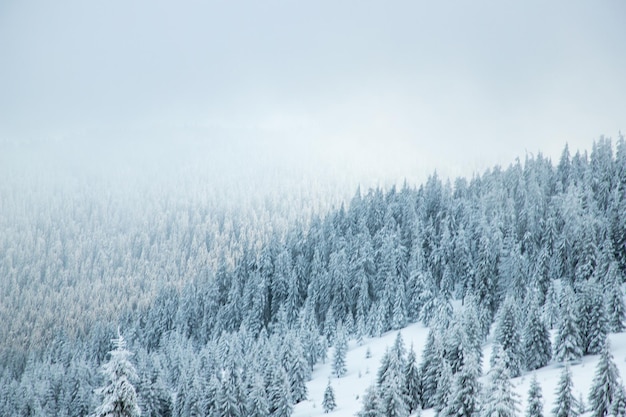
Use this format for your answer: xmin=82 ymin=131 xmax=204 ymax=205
xmin=294 ymin=322 xmax=626 ymax=417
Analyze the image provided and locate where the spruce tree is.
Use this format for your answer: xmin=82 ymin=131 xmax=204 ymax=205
xmin=482 ymin=349 xmax=520 ymax=417
xmin=609 ymin=383 xmax=626 ymax=417
xmin=553 ymin=286 xmax=583 ymax=364
xmin=379 ymin=376 xmax=410 ymax=417
xmin=579 ymin=280 xmax=608 ymax=355
xmin=268 ymin=367 xmax=293 ymax=417
xmin=420 ymin=329 xmax=443 ymax=409
xmin=404 ymin=346 xmax=421 ymax=413
xmin=216 ymin=368 xmax=244 ymax=417
xmin=247 ymin=374 xmax=270 ymax=417
xmin=523 ymin=298 xmax=552 ymax=371
xmin=543 ymin=281 xmax=561 ymax=330
xmin=606 ymin=262 xmax=625 ymax=333
xmin=92 ymin=332 xmax=141 ymax=417
xmin=358 ymin=385 xmax=381 ymax=417
xmin=589 ymin=339 xmax=620 ymax=417
xmin=378 ymin=335 xmax=406 ymax=389
xmin=280 ymin=332 xmax=308 ymax=403
xmin=552 ymin=365 xmax=577 ymax=417
xmin=433 ymin=360 xmax=453 ymax=414
xmin=136 ymin=361 xmax=171 ymax=417
xmin=443 ymin=353 xmax=481 ymax=417
xmin=492 ymin=298 xmax=523 ymax=377
xmin=526 ymin=374 xmax=544 ymax=417
xmin=332 ymin=331 xmax=348 ymax=378
xmin=322 ymin=381 xmax=337 ymax=413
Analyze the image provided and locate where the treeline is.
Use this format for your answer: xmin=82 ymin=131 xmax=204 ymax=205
xmin=1 ymin=137 xmax=625 ymax=416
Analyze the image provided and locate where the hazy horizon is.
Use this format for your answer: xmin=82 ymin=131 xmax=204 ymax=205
xmin=2 ymin=0 xmax=625 ymax=186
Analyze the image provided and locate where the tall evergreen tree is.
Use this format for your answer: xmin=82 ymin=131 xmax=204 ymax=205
xmin=136 ymin=358 xmax=171 ymax=417
xmin=579 ymin=279 xmax=608 ymax=355
xmin=358 ymin=385 xmax=381 ymax=417
xmin=433 ymin=360 xmax=453 ymax=414
xmin=609 ymin=383 xmax=626 ymax=417
xmin=482 ymin=349 xmax=520 ymax=417
xmin=379 ymin=376 xmax=410 ymax=417
xmin=268 ymin=366 xmax=293 ymax=417
xmin=332 ymin=331 xmax=348 ymax=378
xmin=92 ymin=332 xmax=141 ymax=417
xmin=323 ymin=381 xmax=337 ymax=413
xmin=553 ymin=286 xmax=583 ymax=364
xmin=552 ymin=365 xmax=577 ymax=417
xmin=420 ymin=329 xmax=444 ymax=409
xmin=543 ymin=281 xmax=561 ymax=330
xmin=404 ymin=345 xmax=421 ymax=413
xmin=247 ymin=374 xmax=270 ymax=417
xmin=588 ymin=339 xmax=621 ymax=417
xmin=606 ymin=262 xmax=625 ymax=333
xmin=215 ymin=368 xmax=244 ymax=417
xmin=523 ymin=297 xmax=552 ymax=371
xmin=280 ymin=332 xmax=308 ymax=403
xmin=526 ymin=374 xmax=544 ymax=417
xmin=442 ymin=353 xmax=481 ymax=417
xmin=491 ymin=297 xmax=523 ymax=377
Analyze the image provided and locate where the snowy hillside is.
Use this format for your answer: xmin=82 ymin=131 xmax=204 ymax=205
xmin=2 ymin=139 xmax=625 ymax=417
xmin=296 ymin=322 xmax=626 ymax=417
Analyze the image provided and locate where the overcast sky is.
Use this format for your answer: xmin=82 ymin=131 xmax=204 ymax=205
xmin=1 ymin=0 xmax=625 ymax=184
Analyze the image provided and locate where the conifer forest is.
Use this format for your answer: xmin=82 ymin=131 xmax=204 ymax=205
xmin=1 ymin=137 xmax=626 ymax=417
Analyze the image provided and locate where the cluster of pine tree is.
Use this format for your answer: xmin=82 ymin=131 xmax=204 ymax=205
xmin=1 ymin=138 xmax=625 ymax=416
xmin=360 ymin=324 xmax=626 ymax=417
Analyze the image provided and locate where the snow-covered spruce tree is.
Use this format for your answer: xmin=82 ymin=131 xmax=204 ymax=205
xmin=66 ymin=358 xmax=97 ymax=417
xmin=136 ymin=358 xmax=171 ymax=417
xmin=216 ymin=368 xmax=245 ymax=417
xmin=358 ymin=385 xmax=381 ymax=417
xmin=491 ymin=297 xmax=523 ymax=377
xmin=588 ymin=339 xmax=621 ymax=417
xmin=280 ymin=332 xmax=308 ymax=403
xmin=433 ymin=360 xmax=453 ymax=414
xmin=404 ymin=345 xmax=421 ymax=413
xmin=391 ymin=274 xmax=408 ymax=331
xmin=420 ymin=329 xmax=444 ymax=409
xmin=377 ymin=334 xmax=410 ymax=417
xmin=526 ymin=374 xmax=544 ymax=417
xmin=553 ymin=285 xmax=583 ymax=364
xmin=323 ymin=381 xmax=337 ymax=413
xmin=610 ymin=383 xmax=626 ymax=417
xmin=92 ymin=332 xmax=141 ymax=417
xmin=523 ymin=296 xmax=552 ymax=371
xmin=332 ymin=330 xmax=348 ymax=378
xmin=481 ymin=348 xmax=520 ymax=417
xmin=578 ymin=279 xmax=608 ymax=355
xmin=268 ymin=366 xmax=293 ymax=417
xmin=378 ymin=333 xmax=407 ymax=389
xmin=379 ymin=375 xmax=410 ymax=417
xmin=543 ymin=281 xmax=561 ymax=330
xmin=461 ymin=296 xmax=486 ymax=368
xmin=606 ymin=262 xmax=625 ymax=333
xmin=247 ymin=373 xmax=270 ymax=417
xmin=552 ymin=365 xmax=577 ymax=417
xmin=442 ymin=352 xmax=481 ymax=417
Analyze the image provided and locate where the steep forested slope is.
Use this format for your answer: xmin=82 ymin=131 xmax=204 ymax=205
xmin=1 ymin=137 xmax=625 ymax=417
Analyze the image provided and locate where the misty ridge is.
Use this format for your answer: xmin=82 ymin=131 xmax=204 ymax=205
xmin=1 ymin=136 xmax=625 ymax=417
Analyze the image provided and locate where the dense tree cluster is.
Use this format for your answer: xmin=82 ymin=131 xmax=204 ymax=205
xmin=1 ymin=138 xmax=626 ymax=416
